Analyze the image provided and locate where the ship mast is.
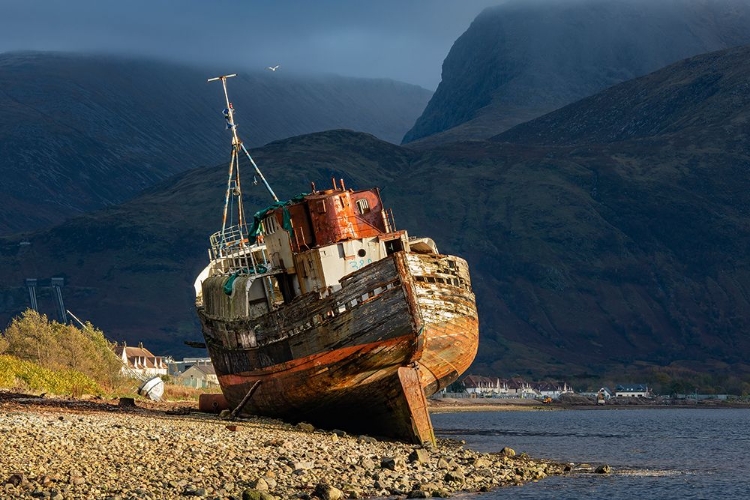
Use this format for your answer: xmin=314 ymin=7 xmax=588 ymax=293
xmin=208 ymin=74 xmax=279 ymax=246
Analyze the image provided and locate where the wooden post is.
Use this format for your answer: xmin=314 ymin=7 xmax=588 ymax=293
xmin=397 ymin=366 xmax=435 ymax=446
xmin=230 ymin=380 xmax=261 ymax=420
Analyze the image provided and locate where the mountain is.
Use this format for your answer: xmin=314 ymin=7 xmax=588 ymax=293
xmin=402 ymin=0 xmax=750 ymax=147
xmin=3 ymin=44 xmax=750 ymax=392
xmin=0 ymin=52 xmax=431 ymax=235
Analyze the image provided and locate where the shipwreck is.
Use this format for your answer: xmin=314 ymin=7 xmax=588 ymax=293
xmin=193 ymin=74 xmax=479 ymax=444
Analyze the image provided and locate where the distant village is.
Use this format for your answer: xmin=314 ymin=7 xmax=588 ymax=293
xmin=448 ymin=374 xmax=652 ymax=402
xmin=444 ymin=374 xmax=735 ymax=403
xmin=118 ymin=341 xmax=720 ymax=403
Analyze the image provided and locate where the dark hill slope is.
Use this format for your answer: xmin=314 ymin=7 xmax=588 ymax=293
xmin=495 ymin=45 xmax=750 ymax=148
xmin=469 ymin=45 xmax=750 ymax=383
xmin=0 ymin=131 xmax=418 ymax=357
xmin=403 ymin=0 xmax=750 ymax=147
xmin=0 ymin=52 xmax=431 ymax=235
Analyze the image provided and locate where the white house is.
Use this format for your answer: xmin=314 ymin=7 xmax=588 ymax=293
xmin=534 ymin=381 xmax=573 ymax=399
xmin=113 ymin=342 xmax=167 ymax=378
xmin=505 ymin=377 xmax=538 ymax=398
xmin=615 ymin=384 xmax=651 ymax=397
xmin=167 ymin=357 xmax=213 ymax=376
xmin=178 ymin=363 xmax=219 ymax=388
xmin=463 ymin=375 xmax=507 ymax=396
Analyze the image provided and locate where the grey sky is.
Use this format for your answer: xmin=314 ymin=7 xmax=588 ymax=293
xmin=0 ymin=0 xmax=504 ymax=90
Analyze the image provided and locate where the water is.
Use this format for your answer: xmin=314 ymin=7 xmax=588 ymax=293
xmin=432 ymin=408 xmax=750 ymax=499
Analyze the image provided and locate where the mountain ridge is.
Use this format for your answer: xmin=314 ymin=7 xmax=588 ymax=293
xmin=403 ymin=0 xmax=750 ymax=147
xmin=0 ymin=52 xmax=431 ymax=235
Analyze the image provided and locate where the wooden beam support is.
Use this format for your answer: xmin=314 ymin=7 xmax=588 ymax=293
xmin=397 ymin=366 xmax=435 ymax=446
xmin=230 ymin=380 xmax=261 ymax=420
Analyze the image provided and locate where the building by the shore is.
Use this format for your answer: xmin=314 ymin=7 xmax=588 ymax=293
xmin=177 ymin=363 xmax=219 ymax=389
xmin=113 ymin=342 xmax=168 ymax=378
xmin=457 ymin=375 xmax=572 ymax=399
xmin=615 ymin=384 xmax=651 ymax=397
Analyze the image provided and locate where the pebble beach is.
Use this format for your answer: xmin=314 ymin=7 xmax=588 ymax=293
xmin=0 ymin=393 xmax=570 ymax=500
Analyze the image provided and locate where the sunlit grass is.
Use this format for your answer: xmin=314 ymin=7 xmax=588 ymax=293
xmin=0 ymin=354 xmax=101 ymax=397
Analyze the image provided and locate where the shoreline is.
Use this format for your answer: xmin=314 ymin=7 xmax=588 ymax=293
xmin=428 ymin=397 xmax=750 ymax=413
xmin=0 ymin=392 xmax=573 ymax=499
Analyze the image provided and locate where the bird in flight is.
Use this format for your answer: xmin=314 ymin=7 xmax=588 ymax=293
xmin=267 ymin=65 xmax=280 ymax=72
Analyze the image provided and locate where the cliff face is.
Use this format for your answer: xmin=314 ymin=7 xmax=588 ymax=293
xmin=402 ymin=0 xmax=750 ymax=146
xmin=0 ymin=52 xmax=431 ymax=235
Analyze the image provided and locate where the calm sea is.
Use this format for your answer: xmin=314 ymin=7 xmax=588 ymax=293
xmin=432 ymin=408 xmax=750 ymax=499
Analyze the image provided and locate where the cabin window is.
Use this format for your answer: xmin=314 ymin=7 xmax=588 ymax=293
xmin=264 ymin=215 xmax=279 ymax=234
xmin=385 ymin=238 xmax=404 ymax=256
xmin=357 ymin=249 xmax=366 ymax=257
xmin=356 ymin=198 xmax=370 ymax=215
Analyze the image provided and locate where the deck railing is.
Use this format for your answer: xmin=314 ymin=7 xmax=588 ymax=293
xmin=208 ymin=224 xmax=271 ymax=275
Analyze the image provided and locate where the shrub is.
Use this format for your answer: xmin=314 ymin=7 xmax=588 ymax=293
xmin=1 ymin=310 xmax=125 ymax=390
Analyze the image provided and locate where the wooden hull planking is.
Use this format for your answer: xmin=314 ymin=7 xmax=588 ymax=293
xmin=198 ymin=251 xmax=478 ymax=444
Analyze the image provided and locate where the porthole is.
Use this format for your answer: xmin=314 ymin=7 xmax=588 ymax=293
xmin=357 ymin=249 xmax=366 ymax=257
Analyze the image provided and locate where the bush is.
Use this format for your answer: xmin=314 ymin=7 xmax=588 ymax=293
xmin=1 ymin=309 xmax=124 ymax=390
xmin=0 ymin=354 xmax=100 ymax=396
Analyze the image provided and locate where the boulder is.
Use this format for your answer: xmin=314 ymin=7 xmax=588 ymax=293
xmin=359 ymin=457 xmax=376 ymax=470
xmin=407 ymin=490 xmax=430 ymax=499
xmin=444 ymin=470 xmax=465 ymax=484
xmin=408 ymin=449 xmax=430 ymax=464
xmin=595 ymin=464 xmax=612 ymax=474
xmin=314 ymin=483 xmax=344 ymax=500
xmin=381 ymin=457 xmax=405 ymax=471
xmin=250 ymin=478 xmax=269 ymax=491
xmin=242 ymin=489 xmax=275 ymax=500
xmin=295 ymin=422 xmax=315 ymax=433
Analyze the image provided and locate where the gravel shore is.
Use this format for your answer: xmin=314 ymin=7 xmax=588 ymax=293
xmin=0 ymin=393 xmax=570 ymax=499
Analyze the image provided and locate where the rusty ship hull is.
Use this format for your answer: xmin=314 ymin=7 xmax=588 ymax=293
xmin=198 ymin=252 xmax=478 ymax=443
xmin=196 ymin=76 xmax=478 ymax=444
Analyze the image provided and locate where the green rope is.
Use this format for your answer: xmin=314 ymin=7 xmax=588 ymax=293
xmin=248 ymin=193 xmax=308 ymax=244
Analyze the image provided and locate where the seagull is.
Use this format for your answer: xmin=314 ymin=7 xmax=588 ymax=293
xmin=267 ymin=65 xmax=280 ymax=72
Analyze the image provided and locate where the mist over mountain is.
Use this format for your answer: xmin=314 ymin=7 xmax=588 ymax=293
xmin=0 ymin=52 xmax=431 ymax=235
xmin=3 ymin=44 xmax=750 ymax=391
xmin=403 ymin=0 xmax=750 ymax=147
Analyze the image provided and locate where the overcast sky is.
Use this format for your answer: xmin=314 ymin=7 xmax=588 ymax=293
xmin=0 ymin=0 xmax=505 ymax=90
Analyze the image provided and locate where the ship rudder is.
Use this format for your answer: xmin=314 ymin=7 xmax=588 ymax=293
xmin=396 ymin=366 xmax=436 ymax=447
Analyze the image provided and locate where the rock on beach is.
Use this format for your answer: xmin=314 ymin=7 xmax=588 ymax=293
xmin=0 ymin=396 xmax=569 ymax=499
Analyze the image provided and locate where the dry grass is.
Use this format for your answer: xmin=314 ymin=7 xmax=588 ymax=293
xmin=161 ymin=383 xmax=222 ymax=402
